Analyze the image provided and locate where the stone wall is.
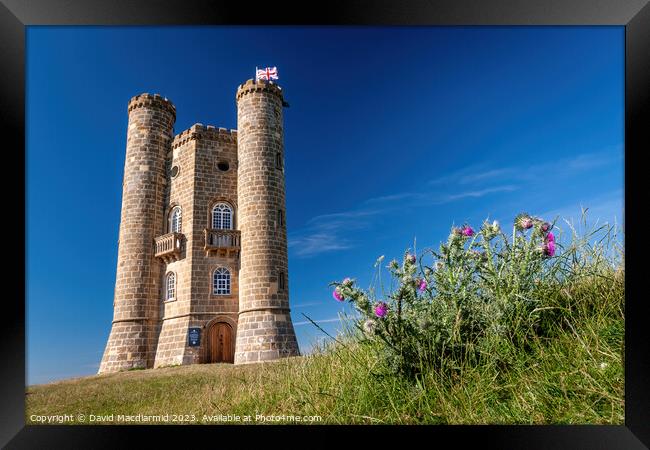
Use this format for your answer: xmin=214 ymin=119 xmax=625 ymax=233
xmin=153 ymin=133 xmax=196 ymax=367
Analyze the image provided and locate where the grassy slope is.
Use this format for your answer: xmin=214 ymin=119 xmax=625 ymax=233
xmin=26 ymin=270 xmax=623 ymax=425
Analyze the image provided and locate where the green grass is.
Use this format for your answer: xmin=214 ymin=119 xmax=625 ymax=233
xmin=27 ymin=213 xmax=624 ymax=425
xmin=26 ymin=268 xmax=623 ymax=425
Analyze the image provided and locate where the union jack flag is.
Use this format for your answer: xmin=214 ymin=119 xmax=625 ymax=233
xmin=256 ymin=66 xmax=279 ymax=82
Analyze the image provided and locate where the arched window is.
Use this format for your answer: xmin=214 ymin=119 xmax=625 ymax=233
xmin=212 ymin=203 xmax=233 ymax=230
xmin=213 ymin=267 xmax=231 ymax=295
xmin=170 ymin=206 xmax=182 ymax=233
xmin=165 ymin=272 xmax=176 ymax=301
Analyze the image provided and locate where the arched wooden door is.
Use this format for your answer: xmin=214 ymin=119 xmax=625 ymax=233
xmin=207 ymin=322 xmax=234 ymax=363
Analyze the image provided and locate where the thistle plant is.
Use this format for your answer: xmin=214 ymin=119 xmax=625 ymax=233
xmin=330 ymin=211 xmax=619 ymax=379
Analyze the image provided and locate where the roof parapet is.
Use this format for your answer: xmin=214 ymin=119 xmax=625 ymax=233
xmin=128 ymin=93 xmax=176 ymax=120
xmin=235 ymin=79 xmax=283 ymax=102
xmin=172 ymin=123 xmax=237 ymax=149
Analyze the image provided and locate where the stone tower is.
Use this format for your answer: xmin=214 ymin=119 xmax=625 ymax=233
xmin=99 ymin=79 xmax=299 ymax=374
xmin=99 ymin=94 xmax=175 ymax=373
xmin=234 ymin=79 xmax=300 ymax=363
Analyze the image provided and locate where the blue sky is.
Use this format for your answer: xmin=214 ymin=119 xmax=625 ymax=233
xmin=26 ymin=26 xmax=624 ymax=385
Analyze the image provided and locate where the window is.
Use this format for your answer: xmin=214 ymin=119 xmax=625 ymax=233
xmin=278 ymin=271 xmax=286 ymax=291
xmin=213 ymin=267 xmax=231 ymax=295
xmin=277 ymin=209 xmax=284 ymax=228
xmin=212 ymin=203 xmax=233 ymax=230
xmin=170 ymin=206 xmax=182 ymax=233
xmin=165 ymin=272 xmax=176 ymax=301
xmin=217 ymin=161 xmax=229 ymax=172
xmin=276 ymin=152 xmax=283 ymax=169
xmin=170 ymin=165 xmax=180 ymax=178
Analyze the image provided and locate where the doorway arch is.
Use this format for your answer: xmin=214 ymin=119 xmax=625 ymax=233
xmin=205 ymin=319 xmax=235 ymax=364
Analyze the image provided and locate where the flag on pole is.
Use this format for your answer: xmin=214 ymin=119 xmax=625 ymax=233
xmin=256 ymin=67 xmax=279 ymax=82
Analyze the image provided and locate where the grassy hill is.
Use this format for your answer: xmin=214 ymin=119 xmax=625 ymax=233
xmin=26 ymin=286 xmax=624 ymax=426
xmin=27 ymin=216 xmax=624 ymax=425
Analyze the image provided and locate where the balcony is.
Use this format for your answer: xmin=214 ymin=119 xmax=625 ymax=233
xmin=154 ymin=232 xmax=183 ymax=262
xmin=204 ymin=229 xmax=240 ymax=257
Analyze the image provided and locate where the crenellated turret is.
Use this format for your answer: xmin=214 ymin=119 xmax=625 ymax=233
xmin=234 ymin=79 xmax=300 ymax=363
xmin=99 ymin=93 xmax=175 ymax=373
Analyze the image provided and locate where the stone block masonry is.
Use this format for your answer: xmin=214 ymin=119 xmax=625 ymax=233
xmin=99 ymin=80 xmax=299 ymax=374
xmin=99 ymin=94 xmax=175 ymax=373
xmin=234 ymin=80 xmax=300 ymax=363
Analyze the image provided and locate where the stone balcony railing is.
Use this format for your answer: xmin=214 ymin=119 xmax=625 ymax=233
xmin=204 ymin=229 xmax=240 ymax=257
xmin=154 ymin=232 xmax=183 ymax=262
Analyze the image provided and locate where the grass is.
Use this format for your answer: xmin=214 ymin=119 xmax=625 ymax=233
xmin=26 ymin=214 xmax=624 ymax=425
xmin=26 ymin=269 xmax=623 ymax=425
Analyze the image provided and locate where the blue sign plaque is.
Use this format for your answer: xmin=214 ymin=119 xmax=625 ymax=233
xmin=188 ymin=327 xmax=201 ymax=347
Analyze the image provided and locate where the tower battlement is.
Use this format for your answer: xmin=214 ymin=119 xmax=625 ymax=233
xmin=236 ymin=79 xmax=283 ymax=101
xmin=99 ymin=79 xmax=298 ymax=374
xmin=128 ymin=93 xmax=176 ymax=119
xmin=172 ymin=124 xmax=238 ymax=149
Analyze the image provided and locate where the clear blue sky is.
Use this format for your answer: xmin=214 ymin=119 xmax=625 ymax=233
xmin=26 ymin=26 xmax=624 ymax=385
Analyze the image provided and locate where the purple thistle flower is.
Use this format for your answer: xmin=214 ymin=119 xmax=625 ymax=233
xmin=461 ymin=225 xmax=475 ymax=237
xmin=374 ymin=302 xmax=388 ymax=318
xmin=418 ymin=279 xmax=428 ymax=292
xmin=516 ymin=214 xmax=535 ymax=230
xmin=540 ymin=241 xmax=556 ymax=257
xmin=545 ymin=240 xmax=556 ymax=257
xmin=541 ymin=222 xmax=551 ymax=232
xmin=546 ymin=232 xmax=555 ymax=243
xmin=332 ymin=289 xmax=344 ymax=302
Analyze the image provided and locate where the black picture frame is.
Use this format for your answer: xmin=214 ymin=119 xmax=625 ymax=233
xmin=3 ymin=0 xmax=648 ymax=447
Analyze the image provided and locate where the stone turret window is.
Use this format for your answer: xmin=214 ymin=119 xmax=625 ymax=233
xmin=278 ymin=271 xmax=286 ymax=291
xmin=212 ymin=203 xmax=233 ymax=230
xmin=213 ymin=267 xmax=231 ymax=295
xmin=277 ymin=209 xmax=284 ymax=228
xmin=165 ymin=272 xmax=176 ymax=301
xmin=276 ymin=152 xmax=283 ymax=170
xmin=170 ymin=206 xmax=182 ymax=233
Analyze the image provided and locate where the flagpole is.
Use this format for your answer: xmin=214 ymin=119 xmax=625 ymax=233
xmin=255 ymin=66 xmax=257 ymax=83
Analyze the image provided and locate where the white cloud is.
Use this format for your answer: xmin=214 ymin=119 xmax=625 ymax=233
xmin=437 ymin=185 xmax=518 ymax=202
xmin=292 ymin=301 xmax=323 ymax=309
xmin=290 ymin=184 xmax=520 ymax=258
xmin=458 ymin=168 xmax=514 ymax=184
xmin=428 ymin=146 xmax=622 ymax=187
xmin=289 ymin=145 xmax=622 ymax=259
xmin=534 ymin=190 xmax=624 ymax=227
xmin=288 ymin=232 xmax=355 ymax=257
xmin=293 ymin=317 xmax=341 ymax=327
